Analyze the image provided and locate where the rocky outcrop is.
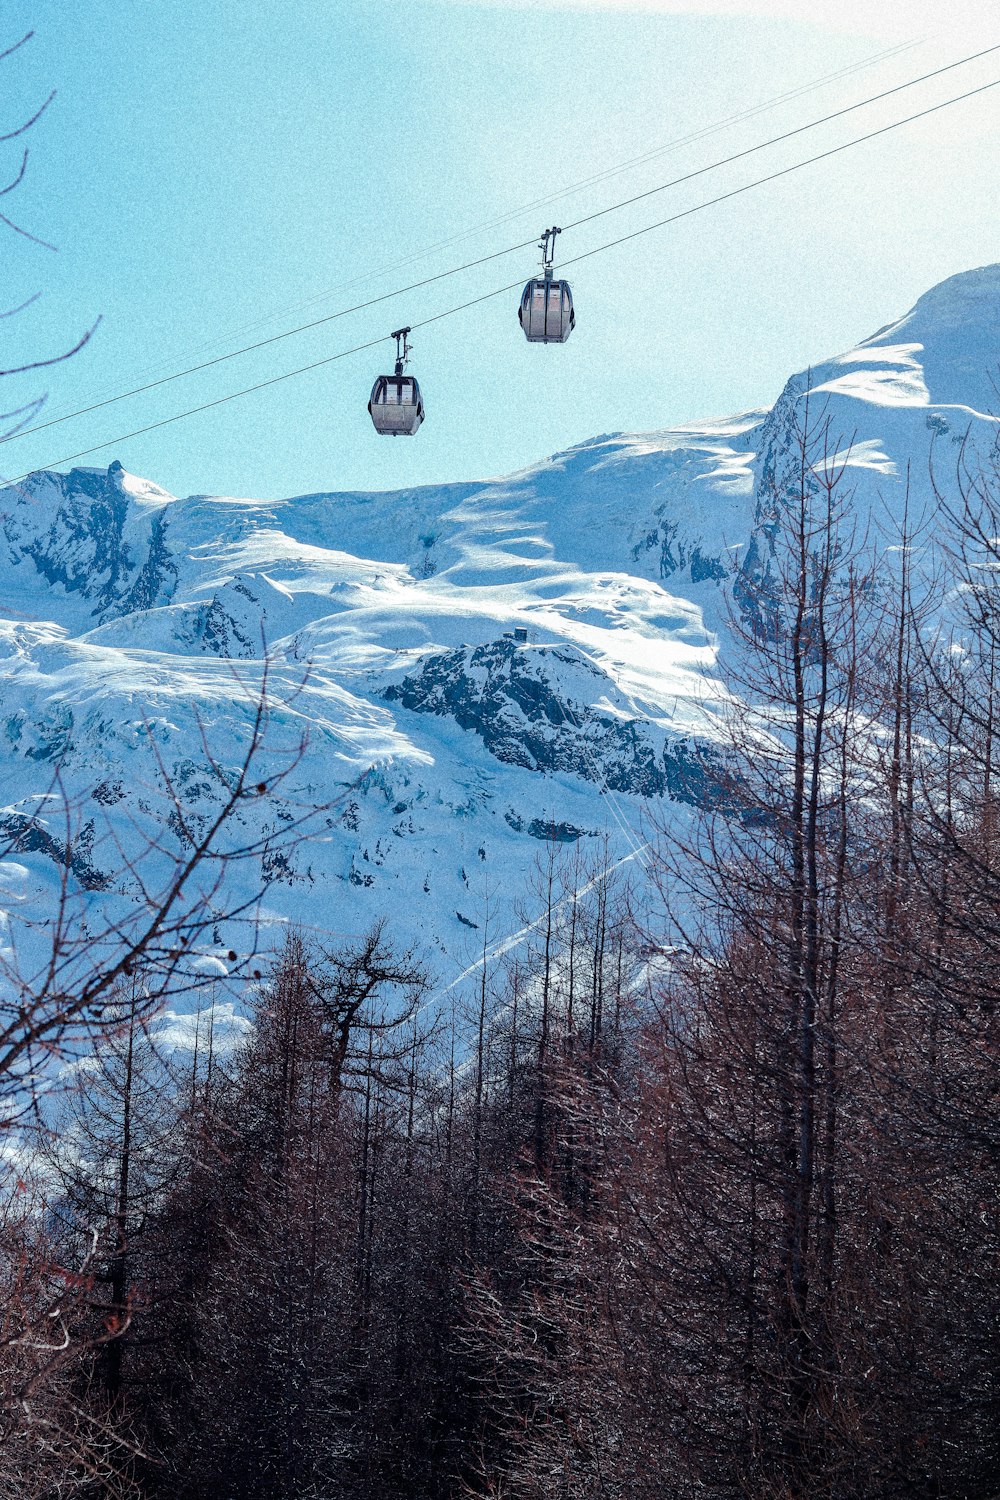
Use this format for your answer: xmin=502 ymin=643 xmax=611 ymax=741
xmin=385 ymin=638 xmax=727 ymax=806
xmin=0 ymin=812 xmax=107 ymax=889
xmin=2 ymin=464 xmax=178 ymax=622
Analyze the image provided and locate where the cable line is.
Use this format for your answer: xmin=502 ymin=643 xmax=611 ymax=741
xmin=6 ymin=70 xmax=999 ymax=488
xmin=29 ymin=33 xmax=927 ymax=406
xmin=560 ymin=39 xmax=1000 ymax=233
xmin=553 ymin=72 xmax=1000 ymax=273
xmin=425 ymin=36 xmax=927 ymax=238
xmin=4 ymin=40 xmax=996 ymax=452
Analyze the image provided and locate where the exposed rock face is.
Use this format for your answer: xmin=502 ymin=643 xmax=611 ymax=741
xmin=632 ymin=518 xmax=728 ymax=583
xmin=384 ymin=638 xmax=724 ymax=806
xmin=178 ymin=578 xmax=267 ymax=659
xmin=0 ymin=812 xmax=107 ymax=889
xmin=2 ymin=465 xmax=178 ymax=622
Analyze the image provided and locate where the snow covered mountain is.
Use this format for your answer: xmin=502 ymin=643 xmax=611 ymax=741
xmin=1 ymin=264 xmax=998 ymax=1003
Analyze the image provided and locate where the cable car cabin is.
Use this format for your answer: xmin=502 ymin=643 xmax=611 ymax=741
xmin=519 ymin=277 xmax=575 ymax=343
xmin=369 ymin=374 xmax=424 ymax=436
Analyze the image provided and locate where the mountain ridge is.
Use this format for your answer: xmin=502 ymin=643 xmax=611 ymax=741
xmin=2 ymin=262 xmax=999 ymax=994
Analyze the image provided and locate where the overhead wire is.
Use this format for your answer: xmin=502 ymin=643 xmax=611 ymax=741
xmin=36 ymin=32 xmax=927 ymax=403
xmin=551 ymin=72 xmax=1000 ymax=274
xmin=5 ymin=68 xmax=1000 ymax=487
xmin=418 ymin=36 xmax=928 ymax=236
xmin=4 ymin=39 xmax=998 ymax=453
xmin=556 ymin=40 xmax=1000 ymax=234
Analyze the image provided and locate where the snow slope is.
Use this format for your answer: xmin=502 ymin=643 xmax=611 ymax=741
xmin=1 ymin=264 xmax=998 ymax=1004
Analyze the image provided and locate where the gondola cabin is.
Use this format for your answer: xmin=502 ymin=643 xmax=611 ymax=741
xmin=518 ymin=277 xmax=575 ymax=343
xmin=519 ymin=226 xmax=575 ymax=344
xmin=369 ymin=326 xmax=424 ymax=436
xmin=368 ymin=373 xmax=424 ymax=435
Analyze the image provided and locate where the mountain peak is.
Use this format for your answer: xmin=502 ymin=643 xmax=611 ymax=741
xmin=896 ymin=262 xmax=1000 ymax=326
xmin=781 ymin=264 xmax=1000 ymax=418
xmin=844 ymin=263 xmax=1000 ymax=415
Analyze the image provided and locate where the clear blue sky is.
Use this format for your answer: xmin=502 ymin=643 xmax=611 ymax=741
xmin=2 ymin=0 xmax=999 ymax=500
